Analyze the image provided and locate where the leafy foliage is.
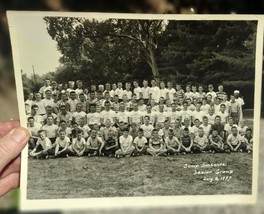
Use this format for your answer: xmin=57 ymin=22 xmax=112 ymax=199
xmin=23 ymin=18 xmax=257 ymax=107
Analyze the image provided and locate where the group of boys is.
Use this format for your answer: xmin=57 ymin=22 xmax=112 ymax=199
xmin=26 ymin=79 xmax=253 ymax=159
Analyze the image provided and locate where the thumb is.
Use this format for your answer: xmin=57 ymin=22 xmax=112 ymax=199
xmin=0 ymin=127 xmax=29 ymax=172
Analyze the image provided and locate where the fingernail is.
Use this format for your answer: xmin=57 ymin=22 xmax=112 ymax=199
xmin=11 ymin=127 xmax=29 ymax=144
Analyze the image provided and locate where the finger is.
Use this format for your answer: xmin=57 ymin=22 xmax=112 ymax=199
xmin=0 ymin=120 xmax=20 ymax=138
xmin=0 ymin=172 xmax=20 ymax=197
xmin=0 ymin=156 xmax=20 ymax=179
xmin=0 ymin=127 xmax=29 ymax=172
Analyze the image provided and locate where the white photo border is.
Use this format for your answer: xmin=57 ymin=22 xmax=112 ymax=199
xmin=7 ymin=11 xmax=264 ymax=212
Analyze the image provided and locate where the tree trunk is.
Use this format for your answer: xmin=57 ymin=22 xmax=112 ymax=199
xmin=144 ymin=46 xmax=160 ymax=83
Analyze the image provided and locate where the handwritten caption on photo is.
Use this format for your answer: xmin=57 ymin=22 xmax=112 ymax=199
xmin=183 ymin=163 xmax=233 ymax=183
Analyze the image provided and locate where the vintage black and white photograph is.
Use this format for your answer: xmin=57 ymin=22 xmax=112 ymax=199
xmin=7 ymin=12 xmax=263 ymax=210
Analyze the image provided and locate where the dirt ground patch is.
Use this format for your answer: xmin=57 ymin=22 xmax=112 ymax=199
xmin=27 ymin=153 xmax=252 ymax=199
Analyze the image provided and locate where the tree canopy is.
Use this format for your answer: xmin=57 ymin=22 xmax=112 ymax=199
xmin=43 ymin=17 xmax=256 ymax=88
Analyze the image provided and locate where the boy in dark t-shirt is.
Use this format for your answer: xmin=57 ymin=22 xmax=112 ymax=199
xmin=102 ymin=130 xmax=119 ymax=157
xmin=180 ymin=128 xmax=193 ymax=154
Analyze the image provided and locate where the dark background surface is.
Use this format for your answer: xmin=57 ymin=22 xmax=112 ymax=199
xmin=0 ymin=0 xmax=263 ymax=213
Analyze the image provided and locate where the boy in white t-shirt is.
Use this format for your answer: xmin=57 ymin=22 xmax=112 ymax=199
xmin=216 ymin=104 xmax=228 ymax=125
xmin=207 ymin=107 xmax=216 ymax=125
xmin=226 ymin=126 xmax=243 ymax=152
xmin=164 ymin=129 xmax=181 ymax=155
xmin=86 ymin=104 xmax=101 ymax=129
xmin=199 ymin=116 xmax=212 ymax=137
xmin=54 ymin=130 xmax=71 ymax=158
xmin=238 ymin=120 xmax=248 ymax=136
xmin=192 ymin=127 xmax=210 ymax=153
xmin=73 ymin=103 xmax=87 ymax=124
xmin=224 ymin=117 xmax=238 ymax=136
xmin=140 ymin=115 xmax=154 ymax=141
xmin=115 ymin=128 xmax=135 ymax=158
xmin=29 ymin=130 xmax=55 ymax=159
xmin=41 ymin=115 xmax=58 ymax=143
xmin=133 ymin=128 xmax=148 ymax=156
xmin=133 ymin=80 xmax=142 ymax=100
xmin=69 ymin=130 xmax=86 ymax=157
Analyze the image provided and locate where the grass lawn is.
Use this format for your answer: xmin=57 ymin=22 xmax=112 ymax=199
xmin=27 ymin=152 xmax=252 ymax=199
xmin=27 ymin=117 xmax=254 ymax=200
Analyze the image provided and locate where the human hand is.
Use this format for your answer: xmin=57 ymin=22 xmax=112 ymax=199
xmin=0 ymin=121 xmax=29 ymax=197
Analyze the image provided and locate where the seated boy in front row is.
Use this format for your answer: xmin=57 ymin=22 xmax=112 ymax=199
xmin=147 ymin=129 xmax=167 ymax=156
xmin=192 ymin=127 xmax=210 ymax=153
xmin=164 ymin=129 xmax=181 ymax=155
xmin=54 ymin=130 xmax=71 ymax=158
xmin=225 ymin=126 xmax=245 ymax=152
xmin=242 ymin=128 xmax=253 ymax=153
xmin=29 ymin=130 xmax=55 ymax=159
xmin=180 ymin=128 xmax=193 ymax=154
xmin=133 ymin=128 xmax=148 ymax=156
xmin=86 ymin=129 xmax=105 ymax=156
xmin=102 ymin=129 xmax=119 ymax=157
xmin=68 ymin=130 xmax=86 ymax=157
xmin=208 ymin=129 xmax=225 ymax=153
xmin=115 ymin=128 xmax=135 ymax=158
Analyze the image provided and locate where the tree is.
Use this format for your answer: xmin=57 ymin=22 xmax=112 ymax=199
xmin=159 ymin=20 xmax=257 ymax=84
xmin=44 ymin=17 xmax=165 ymax=82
